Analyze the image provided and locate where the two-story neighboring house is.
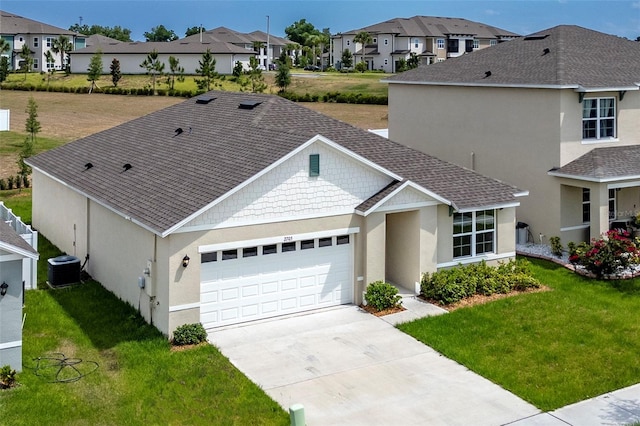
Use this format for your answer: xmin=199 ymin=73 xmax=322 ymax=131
xmin=386 ymin=25 xmax=640 ymax=245
xmin=331 ymin=16 xmax=518 ymax=73
xmin=0 ymin=10 xmax=85 ymax=72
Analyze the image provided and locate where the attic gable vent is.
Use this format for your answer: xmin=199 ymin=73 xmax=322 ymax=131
xmin=523 ymin=35 xmax=549 ymax=41
xmin=239 ymin=100 xmax=262 ymax=110
xmin=196 ymin=96 xmax=216 ymax=104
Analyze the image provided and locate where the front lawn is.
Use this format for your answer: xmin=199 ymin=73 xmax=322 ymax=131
xmin=399 ymin=258 xmax=640 ymax=411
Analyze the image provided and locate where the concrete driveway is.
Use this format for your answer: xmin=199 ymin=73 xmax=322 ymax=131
xmin=209 ymin=305 xmax=540 ymax=425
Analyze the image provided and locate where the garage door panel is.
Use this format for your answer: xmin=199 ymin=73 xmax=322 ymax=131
xmin=200 ymin=237 xmax=353 ymax=328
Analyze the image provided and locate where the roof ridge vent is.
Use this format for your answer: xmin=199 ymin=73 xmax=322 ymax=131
xmin=239 ymin=100 xmax=262 ymax=109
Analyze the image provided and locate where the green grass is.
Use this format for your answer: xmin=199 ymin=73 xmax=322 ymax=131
xmin=3 ymin=69 xmax=389 ymax=98
xmin=399 ymin=258 xmax=640 ymax=411
xmin=0 ymin=194 xmax=288 ymax=424
xmin=0 ymin=131 xmax=67 ymax=155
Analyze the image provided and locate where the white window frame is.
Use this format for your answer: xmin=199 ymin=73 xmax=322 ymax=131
xmin=33 ymin=37 xmax=39 ymax=48
xmin=473 ymin=39 xmax=479 ymax=49
xmin=608 ymin=189 xmax=617 ymax=221
xmin=453 ymin=209 xmax=496 ymax=259
xmin=46 ymin=37 xmax=53 ymax=47
xmin=384 ymin=39 xmax=388 ymax=45
xmin=490 ymin=40 xmax=497 ymax=46
xmin=437 ymin=39 xmax=445 ymax=49
xmin=346 ymin=40 xmax=350 ymax=46
xmin=582 ymin=97 xmax=616 ymax=141
xmin=33 ymin=58 xmax=38 ymax=69
xmin=582 ymin=188 xmax=590 ymax=223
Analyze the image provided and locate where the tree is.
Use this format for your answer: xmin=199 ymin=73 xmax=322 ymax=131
xmin=248 ymin=56 xmax=267 ymax=93
xmin=69 ymin=24 xmax=132 ymax=42
xmin=110 ymin=58 xmax=121 ymax=87
xmin=0 ymin=38 xmax=10 ymax=55
xmin=284 ymin=19 xmax=318 ymax=45
xmin=44 ymin=50 xmax=55 ymax=84
xmin=396 ymin=57 xmax=407 ymax=73
xmin=185 ymin=26 xmax=202 ymax=37
xmin=144 ymin=25 xmax=178 ymax=42
xmin=167 ymin=56 xmax=185 ymax=90
xmin=353 ymin=31 xmax=372 ymax=71
xmin=232 ymin=60 xmax=244 ymax=78
xmin=195 ymin=48 xmax=217 ymax=91
xmin=0 ymin=57 xmax=9 ymax=83
xmin=18 ymin=44 xmax=33 ymax=80
xmin=51 ymin=35 xmax=73 ymax=73
xmin=19 ymin=97 xmax=40 ymax=179
xmin=306 ymin=33 xmax=321 ymax=67
xmin=341 ymin=49 xmax=353 ymax=69
xmin=274 ymin=58 xmax=291 ymax=93
xmin=87 ymin=50 xmax=103 ymax=93
xmin=407 ymin=52 xmax=420 ymax=70
xmin=140 ymin=49 xmax=165 ymax=94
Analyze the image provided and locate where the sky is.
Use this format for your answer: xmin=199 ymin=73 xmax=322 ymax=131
xmin=3 ymin=0 xmax=639 ymax=41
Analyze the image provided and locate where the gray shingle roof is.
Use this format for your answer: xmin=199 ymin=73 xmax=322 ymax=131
xmin=72 ymin=40 xmax=249 ymax=55
xmin=27 ymin=92 xmax=523 ymax=236
xmin=0 ymin=220 xmax=38 ymax=257
xmin=0 ymin=10 xmax=77 ymax=36
xmin=339 ymin=16 xmax=518 ymax=39
xmin=550 ymin=146 xmax=640 ymax=181
xmin=386 ymin=25 xmax=640 ymax=89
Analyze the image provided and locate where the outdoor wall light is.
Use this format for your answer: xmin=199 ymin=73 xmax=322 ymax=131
xmin=182 ymin=255 xmax=190 ymax=268
xmin=0 ymin=282 xmax=8 ymax=296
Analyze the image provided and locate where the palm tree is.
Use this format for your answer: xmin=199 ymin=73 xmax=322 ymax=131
xmin=0 ymin=38 xmax=10 ymax=55
xmin=44 ymin=50 xmax=55 ymax=84
xmin=51 ymin=35 xmax=73 ymax=72
xmin=353 ymin=31 xmax=372 ymax=69
xmin=307 ymin=33 xmax=321 ymax=68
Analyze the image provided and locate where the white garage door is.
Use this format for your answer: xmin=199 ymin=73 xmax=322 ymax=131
xmin=200 ymin=234 xmax=353 ymax=328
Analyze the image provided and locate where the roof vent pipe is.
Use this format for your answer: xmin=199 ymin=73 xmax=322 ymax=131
xmin=543 ymin=48 xmax=550 ymax=55
xmin=122 ymin=163 xmax=132 ymax=172
xmin=84 ymin=162 xmax=93 ymax=170
xmin=484 ymin=71 xmax=492 ymax=78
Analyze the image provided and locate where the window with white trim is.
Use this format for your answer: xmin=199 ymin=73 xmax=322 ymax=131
xmin=384 ymin=39 xmax=388 ymax=45
xmin=582 ymin=188 xmax=590 ymax=223
xmin=33 ymin=58 xmax=38 ymax=69
xmin=490 ymin=40 xmax=497 ymax=46
xmin=453 ymin=210 xmax=495 ymax=258
xmin=46 ymin=37 xmax=53 ymax=47
xmin=582 ymin=97 xmax=615 ymax=140
xmin=437 ymin=39 xmax=445 ymax=49
xmin=346 ymin=40 xmax=350 ymax=46
xmin=473 ymin=39 xmax=479 ymax=49
xmin=33 ymin=37 xmax=39 ymax=47
xmin=609 ymin=189 xmax=617 ymax=220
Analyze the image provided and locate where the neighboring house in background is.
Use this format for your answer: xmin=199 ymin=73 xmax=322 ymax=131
xmin=180 ymin=27 xmax=295 ymax=70
xmin=331 ymin=16 xmax=518 ymax=72
xmin=70 ymin=40 xmax=253 ymax=75
xmin=0 ymin=212 xmax=39 ymax=372
xmin=0 ymin=10 xmax=85 ymax=71
xmin=27 ymin=91 xmax=525 ymax=337
xmin=386 ymin=25 xmax=640 ymax=244
xmin=85 ymin=33 xmax=122 ymax=47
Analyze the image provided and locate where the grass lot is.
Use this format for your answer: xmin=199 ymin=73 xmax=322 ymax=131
xmin=0 ymin=192 xmax=288 ymax=425
xmin=2 ymin=69 xmax=389 ymax=98
xmin=399 ymin=257 xmax=640 ymax=411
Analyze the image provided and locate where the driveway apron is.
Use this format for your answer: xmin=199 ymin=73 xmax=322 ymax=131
xmin=209 ymin=305 xmax=540 ymax=425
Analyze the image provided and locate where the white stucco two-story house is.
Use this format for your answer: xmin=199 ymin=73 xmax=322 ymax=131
xmin=0 ymin=10 xmax=85 ymax=72
xmin=27 ymin=91 xmax=525 ymax=338
xmin=331 ymin=16 xmax=518 ymax=73
xmin=386 ymin=25 xmax=640 ymax=244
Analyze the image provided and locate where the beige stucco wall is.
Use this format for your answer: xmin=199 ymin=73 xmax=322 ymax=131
xmin=385 ymin=210 xmax=420 ymax=288
xmin=389 ymin=84 xmax=563 ymax=240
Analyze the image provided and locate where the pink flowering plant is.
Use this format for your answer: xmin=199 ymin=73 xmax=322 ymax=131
xmin=568 ymin=229 xmax=640 ymax=278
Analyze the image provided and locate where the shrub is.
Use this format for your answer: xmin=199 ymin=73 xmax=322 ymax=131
xmin=569 ymin=229 xmax=640 ymax=278
xmin=0 ymin=179 xmax=5 ymax=190
xmin=364 ymin=281 xmax=402 ymax=312
xmin=421 ymin=259 xmax=540 ymax=305
xmin=22 ymin=174 xmax=29 ymax=188
xmin=0 ymin=365 xmax=17 ymax=389
xmin=549 ymin=236 xmax=563 ymax=257
xmin=6 ymin=176 xmax=14 ymax=190
xmin=14 ymin=174 xmax=22 ymax=189
xmin=172 ymin=323 xmax=208 ymax=346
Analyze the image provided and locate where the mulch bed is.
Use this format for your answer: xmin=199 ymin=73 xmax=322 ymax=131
xmin=359 ymin=304 xmax=406 ymax=317
xmin=422 ymin=285 xmax=551 ymax=312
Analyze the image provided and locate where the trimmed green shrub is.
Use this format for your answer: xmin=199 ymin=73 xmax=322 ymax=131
xmin=549 ymin=236 xmax=563 ymax=257
xmin=0 ymin=179 xmax=6 ymax=190
xmin=6 ymin=176 xmax=14 ymax=190
xmin=0 ymin=365 xmax=17 ymax=389
xmin=172 ymin=323 xmax=208 ymax=346
xmin=421 ymin=259 xmax=541 ymax=305
xmin=364 ymin=281 xmax=402 ymax=312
